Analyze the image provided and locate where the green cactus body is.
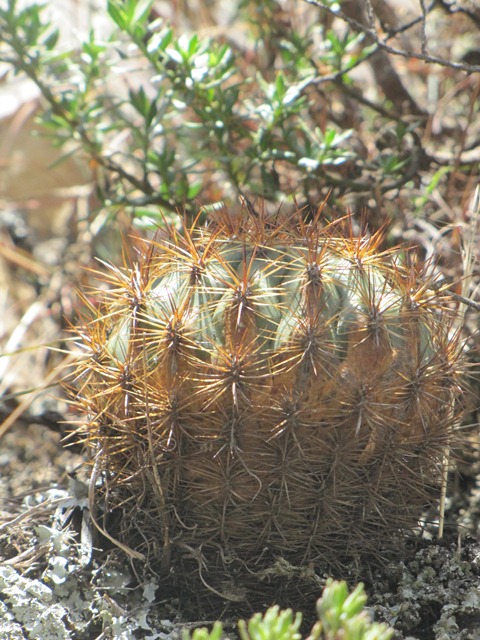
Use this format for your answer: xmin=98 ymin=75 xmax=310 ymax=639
xmin=74 ymin=210 xmax=462 ymax=587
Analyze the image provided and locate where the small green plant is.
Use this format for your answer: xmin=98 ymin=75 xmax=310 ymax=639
xmin=238 ymin=606 xmax=302 ymax=640
xmin=186 ymin=580 xmax=393 ymax=640
xmin=315 ymin=579 xmax=393 ymax=640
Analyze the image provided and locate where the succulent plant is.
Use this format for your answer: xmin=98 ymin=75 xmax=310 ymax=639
xmin=72 ymin=207 xmax=463 ymax=596
xmin=185 ymin=579 xmax=394 ymax=640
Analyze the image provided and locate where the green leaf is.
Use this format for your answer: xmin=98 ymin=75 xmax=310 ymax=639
xmin=343 ymin=583 xmax=368 ymax=618
xmin=107 ymin=1 xmax=126 ymax=29
xmin=187 ymin=180 xmax=203 ymax=199
xmin=185 ymin=621 xmax=224 ymax=640
xmin=43 ymin=28 xmax=59 ymax=51
xmin=275 ymin=72 xmax=286 ymax=100
xmin=188 ymin=33 xmax=199 ymax=56
xmin=147 ymin=27 xmax=173 ymax=54
xmin=239 ymin=606 xmax=302 ymax=640
xmin=128 ymin=86 xmax=157 ymax=125
xmin=132 ymin=0 xmax=154 ymax=25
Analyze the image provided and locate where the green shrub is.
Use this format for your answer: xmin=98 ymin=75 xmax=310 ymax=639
xmin=2 ymin=0 xmax=460 ymax=233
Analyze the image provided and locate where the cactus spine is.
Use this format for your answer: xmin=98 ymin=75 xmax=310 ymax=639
xmin=73 ymin=208 xmax=462 ymax=593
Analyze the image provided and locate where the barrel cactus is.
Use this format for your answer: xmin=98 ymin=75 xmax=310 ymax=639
xmin=73 ymin=208 xmax=462 ymax=597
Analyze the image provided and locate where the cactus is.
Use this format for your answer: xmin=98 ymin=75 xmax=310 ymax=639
xmin=72 ymin=208 xmax=463 ymax=595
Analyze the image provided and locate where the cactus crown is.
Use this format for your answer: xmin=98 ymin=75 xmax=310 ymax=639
xmin=72 ymin=207 xmax=463 ymax=601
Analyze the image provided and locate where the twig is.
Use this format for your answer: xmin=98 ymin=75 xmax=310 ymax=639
xmin=0 ymin=497 xmax=68 ymax=533
xmin=438 ymin=439 xmax=450 ymax=539
xmin=87 ymin=455 xmax=145 ymax=561
xmin=0 ymin=242 xmax=51 ymax=277
xmin=304 ymin=0 xmax=480 ymax=74
xmin=0 ymin=353 xmax=76 ymax=439
xmin=421 ymin=1 xmax=430 ymax=54
xmin=381 ymin=1 xmax=436 ymax=38
xmin=436 ymin=0 xmax=480 ymax=29
xmin=431 ymin=282 xmax=480 ymax=312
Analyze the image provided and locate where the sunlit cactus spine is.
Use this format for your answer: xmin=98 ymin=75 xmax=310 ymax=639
xmin=72 ymin=206 xmax=463 ymax=592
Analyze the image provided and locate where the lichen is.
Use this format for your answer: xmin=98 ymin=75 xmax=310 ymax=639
xmin=0 ymin=513 xmax=162 ymax=639
xmin=371 ymin=539 xmax=480 ymax=639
